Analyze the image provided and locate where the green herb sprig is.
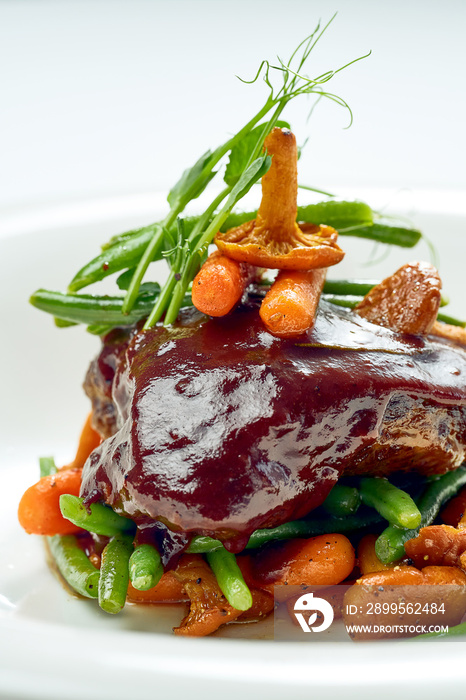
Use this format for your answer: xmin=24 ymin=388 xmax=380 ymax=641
xmin=135 ymin=17 xmax=370 ymax=328
xmin=32 ymin=17 xmax=375 ymax=331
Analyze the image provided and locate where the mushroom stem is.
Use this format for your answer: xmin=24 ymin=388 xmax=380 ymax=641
xmin=215 ymin=127 xmax=344 ymax=271
xmin=255 ymin=128 xmax=299 ymax=241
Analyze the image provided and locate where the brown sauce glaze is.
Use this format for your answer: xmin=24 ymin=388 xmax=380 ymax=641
xmin=80 ymin=297 xmax=466 ymax=553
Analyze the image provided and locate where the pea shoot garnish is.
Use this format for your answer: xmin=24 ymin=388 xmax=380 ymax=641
xmin=31 ymin=17 xmax=394 ymax=332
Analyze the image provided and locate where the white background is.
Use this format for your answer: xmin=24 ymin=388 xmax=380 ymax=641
xmin=1 ymin=0 xmax=465 ymax=210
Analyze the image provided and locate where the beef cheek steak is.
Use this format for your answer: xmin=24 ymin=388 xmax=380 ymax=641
xmin=81 ymin=298 xmax=466 ymax=551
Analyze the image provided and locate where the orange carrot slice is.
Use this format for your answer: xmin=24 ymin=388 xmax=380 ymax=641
xmin=18 ymin=468 xmax=83 ymax=536
xmin=259 ymin=268 xmax=326 ymax=338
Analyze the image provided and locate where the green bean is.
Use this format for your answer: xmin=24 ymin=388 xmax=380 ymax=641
xmin=410 ymin=621 xmax=466 ymax=641
xmin=186 ymin=536 xmax=223 ymax=554
xmin=246 ymin=511 xmax=383 ymax=548
xmin=71 ymin=218 xmax=204 ymax=291
xmin=323 ymin=279 xmax=379 ymax=296
xmin=39 ymin=456 xmax=57 ymax=478
xmin=337 ymin=222 xmax=422 ymax=248
xmin=54 ymin=317 xmax=77 ymax=328
xmin=223 ymin=209 xmax=420 ymax=246
xmin=298 ymin=201 xmax=374 ymax=229
xmin=187 ymin=510 xmax=384 ymax=554
xmin=101 ymin=224 xmax=154 ymax=252
xmin=86 ymin=324 xmax=115 ymax=336
xmin=59 ymin=494 xmax=136 ymax=537
xmin=48 ymin=535 xmax=100 ymax=599
xmin=68 ymin=201 xmax=418 ymax=294
xmin=206 ymin=548 xmax=253 ymax=611
xmin=360 ymin=478 xmax=421 ymax=529
xmin=68 ymin=224 xmax=162 ymax=292
xmin=322 ymin=484 xmax=361 ymax=517
xmin=323 ymin=280 xmax=449 ymax=307
xmin=222 ymin=200 xmax=373 ymax=232
xmin=102 ymin=216 xmax=200 ymax=251
xmin=375 ymin=467 xmax=466 ymax=563
xmin=322 ymin=294 xmax=362 ymax=309
xmin=325 ymin=293 xmax=451 ymax=314
xmin=30 ymin=289 xmax=157 ymax=327
xmin=437 ymin=312 xmax=466 ymax=328
xmin=105 ymin=203 xmax=372 ymax=254
xmin=98 ymin=534 xmax=133 ymax=614
xmin=129 ymin=544 xmax=163 ymax=591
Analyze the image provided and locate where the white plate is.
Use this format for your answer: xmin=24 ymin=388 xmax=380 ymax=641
xmin=1 ymin=193 xmax=466 ymax=700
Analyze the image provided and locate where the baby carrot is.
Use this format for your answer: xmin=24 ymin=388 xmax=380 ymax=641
xmin=18 ymin=467 xmax=83 ymax=536
xmin=358 ymin=534 xmax=394 ymax=575
xmin=191 ymin=250 xmax=257 ymax=317
xmin=441 ymin=486 xmax=466 ymax=526
xmin=66 ymin=413 xmax=101 ymax=469
xmin=431 ymin=320 xmax=466 ymax=346
xmin=127 ymin=571 xmax=187 ymax=603
xmin=250 ymin=534 xmax=355 ymax=596
xmin=259 ymin=268 xmax=326 ymax=338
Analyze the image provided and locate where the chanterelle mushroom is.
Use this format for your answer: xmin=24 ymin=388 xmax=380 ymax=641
xmin=215 ymin=127 xmax=344 ymax=270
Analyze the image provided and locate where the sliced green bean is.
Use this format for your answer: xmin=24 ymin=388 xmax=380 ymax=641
xmin=206 ymin=548 xmax=253 ymax=611
xmin=187 ymin=510 xmax=384 ymax=554
xmin=360 ymin=477 xmax=421 ymax=529
xmin=59 ymin=494 xmax=136 ymax=537
xmin=375 ymin=467 xmax=466 ymax=563
xmin=98 ymin=534 xmax=133 ymax=614
xmin=322 ymin=484 xmax=361 ymax=517
xmin=129 ymin=544 xmax=163 ymax=591
xmin=39 ymin=456 xmax=58 ymax=478
xmin=30 ymin=289 xmax=157 ymax=327
xmin=48 ymin=535 xmax=100 ymax=599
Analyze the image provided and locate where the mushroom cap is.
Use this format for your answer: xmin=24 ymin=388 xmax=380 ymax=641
xmin=215 ymin=221 xmax=344 ymax=270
